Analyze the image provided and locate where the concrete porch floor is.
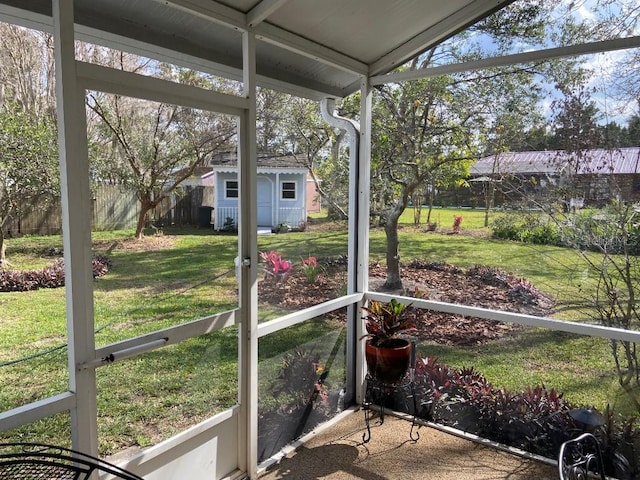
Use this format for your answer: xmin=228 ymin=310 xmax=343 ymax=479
xmin=257 ymin=408 xmax=558 ymax=480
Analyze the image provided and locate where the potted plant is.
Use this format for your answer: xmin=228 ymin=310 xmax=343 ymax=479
xmin=361 ymin=298 xmax=416 ymax=385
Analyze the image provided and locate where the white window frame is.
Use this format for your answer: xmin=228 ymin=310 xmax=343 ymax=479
xmin=280 ymin=180 xmax=296 ymax=201
xmin=225 ymin=180 xmax=239 ymax=199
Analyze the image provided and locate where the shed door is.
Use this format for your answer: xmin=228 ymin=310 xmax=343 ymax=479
xmin=257 ymin=176 xmax=273 ymax=226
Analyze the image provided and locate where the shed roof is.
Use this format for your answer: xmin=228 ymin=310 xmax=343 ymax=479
xmin=0 ymin=0 xmax=514 ymax=99
xmin=471 ymin=148 xmax=640 ymax=177
xmin=209 ymin=152 xmax=307 ymax=173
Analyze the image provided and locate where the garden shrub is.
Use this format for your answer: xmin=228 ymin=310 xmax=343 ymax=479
xmin=493 ymin=206 xmax=639 ymax=253
xmin=520 ymin=220 xmax=559 ymax=245
xmin=260 ymin=250 xmax=293 ymax=284
xmin=260 ymin=349 xmax=330 ymax=414
xmin=490 ymin=214 xmax=522 ymax=241
xmin=507 ymin=277 xmax=542 ymax=305
xmin=301 ymin=256 xmax=321 ymax=283
xmin=560 ymin=207 xmax=640 ymax=255
xmin=221 ymin=216 xmax=237 ymax=232
xmin=490 ymin=213 xmax=560 ymax=245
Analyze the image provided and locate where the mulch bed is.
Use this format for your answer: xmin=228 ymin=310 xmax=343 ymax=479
xmin=258 ymin=261 xmax=554 ymax=347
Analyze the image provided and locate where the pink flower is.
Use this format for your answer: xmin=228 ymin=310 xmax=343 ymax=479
xmin=303 ymin=256 xmax=317 ymax=267
xmin=260 ymin=250 xmax=292 ymax=283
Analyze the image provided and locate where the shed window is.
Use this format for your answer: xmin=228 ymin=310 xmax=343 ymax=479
xmin=225 ymin=180 xmax=238 ymax=198
xmin=281 ymin=181 xmax=296 ymax=200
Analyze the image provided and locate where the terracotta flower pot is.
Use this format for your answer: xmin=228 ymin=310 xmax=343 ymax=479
xmin=365 ymin=338 xmax=411 ymax=385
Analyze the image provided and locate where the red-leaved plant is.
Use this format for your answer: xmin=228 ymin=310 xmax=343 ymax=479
xmin=260 ymin=250 xmax=293 ymax=283
xmin=361 ymin=299 xmax=416 ymax=347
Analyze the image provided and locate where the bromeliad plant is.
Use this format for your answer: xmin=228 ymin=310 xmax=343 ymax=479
xmin=260 ymin=250 xmax=293 ymax=283
xmin=361 ymin=298 xmax=416 ymax=347
xmin=301 ymin=256 xmax=321 ymax=283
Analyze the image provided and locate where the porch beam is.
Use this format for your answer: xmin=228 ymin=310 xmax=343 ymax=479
xmin=92 ymin=311 xmax=237 ymax=363
xmin=257 ymin=294 xmax=363 ymax=338
xmin=372 ymin=35 xmax=640 ymax=86
xmin=254 ymin=22 xmax=368 ymax=76
xmin=76 ymin=62 xmax=248 ymax=116
xmin=53 ymin=0 xmax=98 ymax=454
xmin=354 ymin=78 xmax=373 ymax=405
xmin=238 ymin=30 xmax=259 ymax=479
xmin=150 ymin=0 xmax=246 ymax=30
xmin=367 ymin=291 xmax=640 ymax=344
xmin=247 ymin=0 xmax=290 ymax=27
xmin=0 ymin=4 xmax=51 ymax=32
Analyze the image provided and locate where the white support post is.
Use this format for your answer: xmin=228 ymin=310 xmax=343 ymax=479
xmin=355 ymin=78 xmax=372 ymax=405
xmin=238 ymin=30 xmax=259 ymax=478
xmin=52 ymin=0 xmax=98 ymax=452
xmin=275 ymin=172 xmax=280 ymax=226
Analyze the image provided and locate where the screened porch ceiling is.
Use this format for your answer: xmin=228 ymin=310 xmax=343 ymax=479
xmin=0 ymin=0 xmax=515 ymax=99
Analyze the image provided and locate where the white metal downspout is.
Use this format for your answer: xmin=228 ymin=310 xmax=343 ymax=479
xmin=320 ymin=97 xmax=362 ymax=406
xmin=319 ymin=100 xmax=360 ymax=296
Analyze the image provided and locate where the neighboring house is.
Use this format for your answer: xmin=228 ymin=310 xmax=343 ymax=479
xmin=306 ymin=175 xmax=322 ymax=214
xmin=470 ymin=148 xmax=640 ymax=207
xmin=209 ymin=152 xmax=311 ymax=231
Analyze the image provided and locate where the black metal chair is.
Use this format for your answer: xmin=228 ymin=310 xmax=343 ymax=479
xmin=0 ymin=442 xmax=144 ymax=479
xmin=558 ymin=432 xmax=606 ymax=480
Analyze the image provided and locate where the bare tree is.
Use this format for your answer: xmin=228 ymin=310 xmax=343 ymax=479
xmin=88 ymin=92 xmax=235 ymax=238
xmin=0 ymin=24 xmax=58 ymax=265
xmin=81 ymin=48 xmax=236 ymax=238
xmin=0 ymin=24 xmax=56 ymax=117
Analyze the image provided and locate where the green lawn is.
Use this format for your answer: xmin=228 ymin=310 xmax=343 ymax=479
xmin=398 ymin=204 xmax=490 ymax=230
xmin=0 ymin=211 xmax=635 ymax=451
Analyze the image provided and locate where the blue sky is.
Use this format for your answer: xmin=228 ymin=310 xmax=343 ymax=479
xmin=447 ymin=0 xmax=639 ymax=126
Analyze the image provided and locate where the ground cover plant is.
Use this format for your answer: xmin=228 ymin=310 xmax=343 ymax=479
xmin=0 ymin=255 xmax=110 ymax=292
xmin=379 ymin=356 xmax=640 ymax=478
xmin=1 ymin=209 xmax=637 ymax=461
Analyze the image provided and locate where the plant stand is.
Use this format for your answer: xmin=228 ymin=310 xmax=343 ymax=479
xmin=361 ymin=372 xmax=420 ymax=444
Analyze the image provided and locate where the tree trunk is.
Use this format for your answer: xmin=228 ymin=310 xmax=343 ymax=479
xmin=383 ymin=209 xmax=403 ymax=290
xmin=0 ymin=230 xmax=6 ymax=268
xmin=426 ymin=189 xmax=435 ymax=223
xmin=135 ymin=197 xmax=155 ymax=239
xmin=412 ymin=194 xmax=422 ymax=225
xmin=484 ymin=182 xmax=494 ymax=228
xmin=135 ymin=209 xmax=147 ymax=239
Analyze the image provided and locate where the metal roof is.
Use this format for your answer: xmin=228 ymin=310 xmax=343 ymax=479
xmin=0 ymin=0 xmax=514 ymax=99
xmin=471 ymin=148 xmax=640 ymax=176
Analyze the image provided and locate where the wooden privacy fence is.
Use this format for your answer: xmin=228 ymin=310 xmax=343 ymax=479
xmin=153 ymin=186 xmax=205 ymax=228
xmin=6 ymin=185 xmax=208 ymax=236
